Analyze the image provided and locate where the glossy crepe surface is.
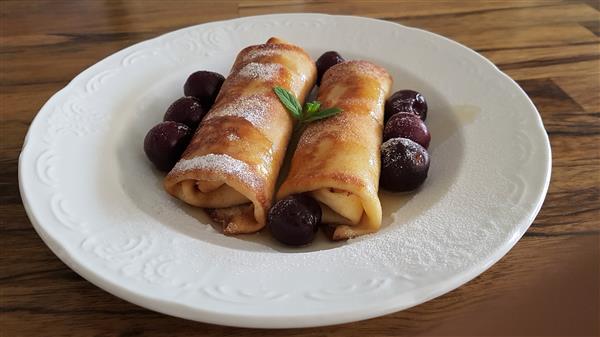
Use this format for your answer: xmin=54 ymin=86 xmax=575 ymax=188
xmin=164 ymin=37 xmax=316 ymax=234
xmin=277 ymin=60 xmax=392 ymax=240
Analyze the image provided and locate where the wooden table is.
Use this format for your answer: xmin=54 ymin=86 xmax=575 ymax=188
xmin=1 ymin=1 xmax=598 ymax=336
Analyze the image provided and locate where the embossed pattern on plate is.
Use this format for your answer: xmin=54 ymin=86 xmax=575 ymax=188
xmin=19 ymin=14 xmax=551 ymax=328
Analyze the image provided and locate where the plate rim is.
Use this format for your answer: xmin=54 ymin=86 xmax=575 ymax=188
xmin=19 ymin=13 xmax=552 ymax=328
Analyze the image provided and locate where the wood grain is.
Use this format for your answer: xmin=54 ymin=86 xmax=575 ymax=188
xmin=1 ymin=1 xmax=599 ymax=336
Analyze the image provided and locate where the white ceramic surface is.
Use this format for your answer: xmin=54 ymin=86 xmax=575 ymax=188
xmin=19 ymin=14 xmax=551 ymax=328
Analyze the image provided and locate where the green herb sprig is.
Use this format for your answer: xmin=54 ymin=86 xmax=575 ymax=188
xmin=273 ymin=86 xmax=342 ymax=128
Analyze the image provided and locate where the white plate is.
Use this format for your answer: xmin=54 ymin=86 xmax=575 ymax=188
xmin=19 ymin=14 xmax=551 ymax=328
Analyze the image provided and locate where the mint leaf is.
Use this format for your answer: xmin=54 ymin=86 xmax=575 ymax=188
xmin=274 ymin=86 xmax=302 ymax=119
xmin=303 ymin=107 xmax=342 ymax=123
xmin=304 ymin=101 xmax=321 ymax=115
xmin=273 ymin=86 xmax=342 ymax=126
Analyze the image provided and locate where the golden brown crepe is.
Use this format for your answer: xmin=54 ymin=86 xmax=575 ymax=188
xmin=276 ymin=61 xmax=392 ymax=240
xmin=164 ymin=37 xmax=316 ymax=234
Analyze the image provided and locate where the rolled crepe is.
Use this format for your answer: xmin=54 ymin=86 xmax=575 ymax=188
xmin=277 ymin=61 xmax=392 ymax=240
xmin=164 ymin=37 xmax=316 ymax=234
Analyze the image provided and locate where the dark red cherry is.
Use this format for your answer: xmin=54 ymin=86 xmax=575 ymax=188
xmin=268 ymin=194 xmax=322 ymax=246
xmin=383 ymin=113 xmax=430 ymax=148
xmin=144 ymin=121 xmax=192 ymax=172
xmin=163 ymin=96 xmax=206 ymax=129
xmin=384 ymin=90 xmax=428 ymax=121
xmin=316 ymin=51 xmax=345 ymax=85
xmin=183 ymin=71 xmax=225 ymax=109
xmin=380 ymin=138 xmax=430 ymax=192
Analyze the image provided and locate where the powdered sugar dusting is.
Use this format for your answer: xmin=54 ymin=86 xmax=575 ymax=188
xmin=243 ymin=48 xmax=281 ymax=62
xmin=205 ymin=95 xmax=270 ymax=129
xmin=323 ymin=60 xmax=390 ymax=86
xmin=172 ymin=154 xmax=260 ymax=189
xmin=382 ymin=138 xmax=425 ymax=168
xmin=238 ymin=62 xmax=282 ymax=81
